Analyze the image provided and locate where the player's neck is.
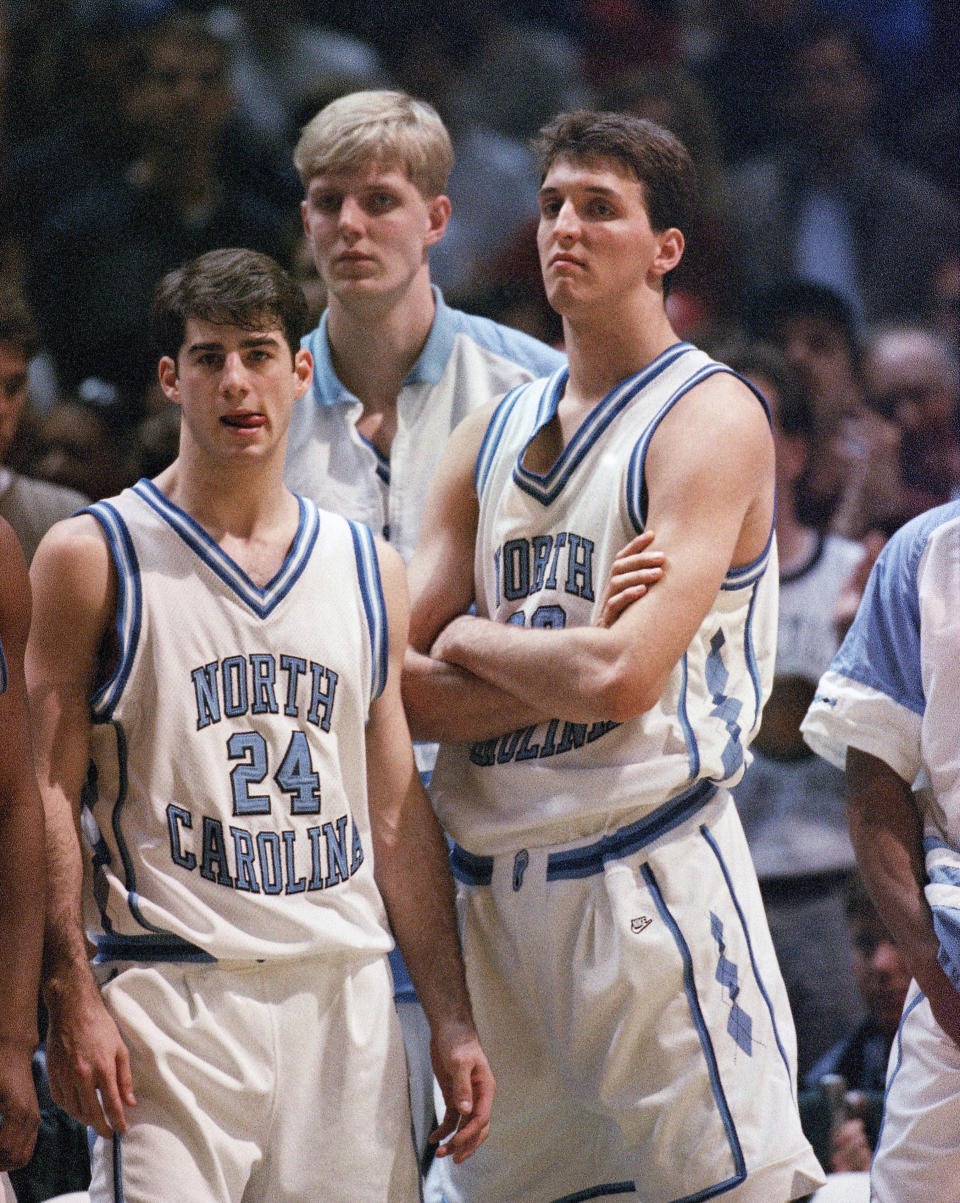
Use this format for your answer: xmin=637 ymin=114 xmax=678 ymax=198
xmin=562 ymin=304 xmax=680 ymax=407
xmin=156 ymin=455 xmax=298 ymax=553
xmin=325 ymin=276 xmax=436 ymax=412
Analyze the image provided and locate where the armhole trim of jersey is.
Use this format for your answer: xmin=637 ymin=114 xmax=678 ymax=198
xmin=87 ymin=501 xmax=141 ymax=721
xmin=474 ymin=381 xmax=532 ymax=501
xmin=0 ymin=633 xmax=7 ymax=694
xmin=348 ymin=521 xmax=389 ymax=704
xmin=624 ymin=365 xmax=775 ymax=587
xmin=742 ymin=579 xmax=764 ymax=723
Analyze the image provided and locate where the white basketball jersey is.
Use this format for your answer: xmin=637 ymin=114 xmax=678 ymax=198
xmin=83 ymin=480 xmax=393 ymax=964
xmin=430 ymin=343 xmax=778 ymax=854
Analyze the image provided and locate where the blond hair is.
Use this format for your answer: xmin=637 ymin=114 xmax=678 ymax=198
xmin=294 ymin=90 xmax=453 ymax=197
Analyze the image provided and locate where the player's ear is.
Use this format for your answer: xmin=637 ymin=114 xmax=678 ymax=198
xmin=157 ymin=356 xmax=181 ymax=405
xmin=425 ymin=194 xmax=451 ymax=247
xmin=651 ymin=228 xmax=684 ymax=279
xmin=293 ymin=347 xmax=313 ymax=398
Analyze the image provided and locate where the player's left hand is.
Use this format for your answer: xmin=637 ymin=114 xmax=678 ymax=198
xmin=595 ymin=531 xmax=665 ymax=627
xmin=0 ymin=1039 xmax=40 ymax=1171
xmin=429 ymin=1023 xmax=495 ymax=1164
xmin=429 ymin=614 xmax=478 ymax=665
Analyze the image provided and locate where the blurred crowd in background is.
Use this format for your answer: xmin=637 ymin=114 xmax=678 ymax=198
xmin=0 ymin=0 xmax=956 ymax=529
xmin=0 ymin=0 xmax=958 ymax=1191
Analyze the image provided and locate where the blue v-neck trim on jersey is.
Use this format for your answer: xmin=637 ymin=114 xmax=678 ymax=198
xmin=132 ymin=479 xmax=319 ymax=619
xmin=511 ymin=342 xmax=695 ymax=506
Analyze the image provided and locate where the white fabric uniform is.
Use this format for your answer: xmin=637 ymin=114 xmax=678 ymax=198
xmin=81 ymin=480 xmax=419 ymax=1203
xmin=284 ymin=286 xmax=565 ymax=567
xmin=428 ymin=344 xmax=824 ymax=1202
xmin=802 ymin=501 xmax=960 ymax=1203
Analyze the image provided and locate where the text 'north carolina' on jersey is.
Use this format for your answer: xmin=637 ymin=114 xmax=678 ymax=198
xmin=430 ymin=343 xmax=778 ymax=854
xmin=83 ymin=480 xmax=393 ymax=964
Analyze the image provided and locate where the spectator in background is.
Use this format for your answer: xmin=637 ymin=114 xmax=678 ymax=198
xmin=574 ymin=0 xmax=681 ymax=90
xmin=0 ymin=288 xmax=88 ymax=563
xmin=743 ymin=279 xmax=903 ymax=538
xmin=380 ymin=7 xmax=545 ymax=300
xmin=689 ymin=0 xmax=810 ymax=164
xmin=28 ymin=378 xmax=138 ymax=503
xmin=809 ymin=0 xmax=936 ymax=135
xmin=804 ymin=874 xmax=912 ymax=1174
xmin=600 ymin=65 xmax=742 ymax=340
xmin=27 ymin=11 xmax=295 ymax=407
xmin=725 ymin=340 xmax=864 ymax=1080
xmin=928 ymin=254 xmax=960 ymax=347
xmin=450 ymin=8 xmax=588 ymax=147
xmin=4 ymin=3 xmax=144 ymax=285
xmin=861 ymin=323 xmax=960 ymax=518
xmin=207 ymin=0 xmax=387 ymax=147
xmin=729 ymin=17 xmax=958 ymax=327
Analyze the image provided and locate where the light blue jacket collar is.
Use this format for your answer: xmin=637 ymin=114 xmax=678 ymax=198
xmin=303 ymin=286 xmax=456 ymax=407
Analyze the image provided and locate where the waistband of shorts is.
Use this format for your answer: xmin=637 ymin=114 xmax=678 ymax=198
xmin=93 ymin=932 xmax=217 ymax=964
xmin=450 ymin=779 xmax=719 ymax=886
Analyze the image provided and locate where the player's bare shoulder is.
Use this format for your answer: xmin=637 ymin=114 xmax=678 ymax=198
xmin=683 ymin=368 xmax=772 ymax=444
xmin=32 ymin=511 xmax=114 ymax=596
xmin=370 ymin=534 xmax=411 ymax=653
xmin=29 ymin=512 xmax=119 ymax=666
xmin=651 ymin=368 xmax=774 ymax=486
xmin=643 ymin=364 xmax=775 ymax=568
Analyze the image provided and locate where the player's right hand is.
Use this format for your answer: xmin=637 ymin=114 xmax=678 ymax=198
xmin=0 ymin=1041 xmax=40 ymax=1170
xmin=595 ymin=531 xmax=665 ymax=628
xmin=45 ymin=978 xmax=136 ymax=1138
xmin=829 ymin=1116 xmax=872 ymax=1174
xmin=429 ymin=1024 xmax=495 ymax=1164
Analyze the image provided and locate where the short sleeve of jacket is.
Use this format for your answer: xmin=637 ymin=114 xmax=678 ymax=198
xmin=801 ymin=507 xmax=956 ymax=782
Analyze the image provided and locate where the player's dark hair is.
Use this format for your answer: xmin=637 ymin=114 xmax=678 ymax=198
xmin=150 ymin=248 xmax=310 ymax=362
xmin=533 ymin=109 xmax=697 ymax=235
xmin=0 ymin=287 xmax=41 ymax=360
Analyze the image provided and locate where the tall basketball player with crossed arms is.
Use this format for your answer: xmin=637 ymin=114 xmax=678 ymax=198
xmin=404 ymin=111 xmax=823 ymax=1201
xmin=26 ymin=248 xmax=493 ymax=1202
